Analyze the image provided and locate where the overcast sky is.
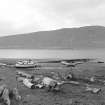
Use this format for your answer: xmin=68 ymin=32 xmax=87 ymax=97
xmin=0 ymin=0 xmax=105 ymax=36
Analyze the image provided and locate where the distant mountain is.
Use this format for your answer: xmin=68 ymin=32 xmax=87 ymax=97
xmin=0 ymin=26 xmax=105 ymax=49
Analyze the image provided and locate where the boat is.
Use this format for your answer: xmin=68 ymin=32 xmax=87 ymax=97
xmin=15 ymin=59 xmax=37 ymax=68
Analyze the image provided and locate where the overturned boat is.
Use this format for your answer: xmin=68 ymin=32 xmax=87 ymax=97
xmin=15 ymin=59 xmax=38 ymax=68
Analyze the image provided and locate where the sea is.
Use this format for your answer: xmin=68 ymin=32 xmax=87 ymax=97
xmin=0 ymin=49 xmax=104 ymax=60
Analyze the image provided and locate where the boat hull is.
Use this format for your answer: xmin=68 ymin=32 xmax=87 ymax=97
xmin=15 ymin=64 xmax=36 ymax=68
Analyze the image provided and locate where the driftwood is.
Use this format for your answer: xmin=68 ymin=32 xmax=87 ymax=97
xmin=23 ymin=78 xmax=35 ymax=89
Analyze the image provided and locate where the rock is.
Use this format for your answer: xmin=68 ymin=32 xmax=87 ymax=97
xmin=16 ymin=71 xmax=33 ymax=79
xmin=86 ymin=86 xmax=101 ymax=94
xmin=2 ymin=88 xmax=10 ymax=105
xmin=0 ymin=84 xmax=7 ymax=96
xmin=12 ymin=88 xmax=21 ymax=101
xmin=68 ymin=99 xmax=73 ymax=104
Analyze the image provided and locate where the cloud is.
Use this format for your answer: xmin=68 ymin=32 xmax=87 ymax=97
xmin=0 ymin=0 xmax=104 ymax=36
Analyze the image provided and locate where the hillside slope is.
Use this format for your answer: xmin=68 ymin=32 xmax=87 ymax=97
xmin=0 ymin=26 xmax=105 ymax=49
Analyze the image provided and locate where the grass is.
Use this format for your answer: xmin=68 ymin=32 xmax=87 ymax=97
xmin=0 ymin=59 xmax=105 ymax=105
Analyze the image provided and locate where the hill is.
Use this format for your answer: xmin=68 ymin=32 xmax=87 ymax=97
xmin=0 ymin=26 xmax=105 ymax=49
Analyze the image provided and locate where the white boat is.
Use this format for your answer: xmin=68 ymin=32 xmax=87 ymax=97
xmin=15 ymin=60 xmax=37 ymax=68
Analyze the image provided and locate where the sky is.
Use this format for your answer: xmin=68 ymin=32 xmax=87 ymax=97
xmin=0 ymin=0 xmax=105 ymax=36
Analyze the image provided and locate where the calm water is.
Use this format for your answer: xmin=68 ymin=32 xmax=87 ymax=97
xmin=0 ymin=49 xmax=105 ymax=60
